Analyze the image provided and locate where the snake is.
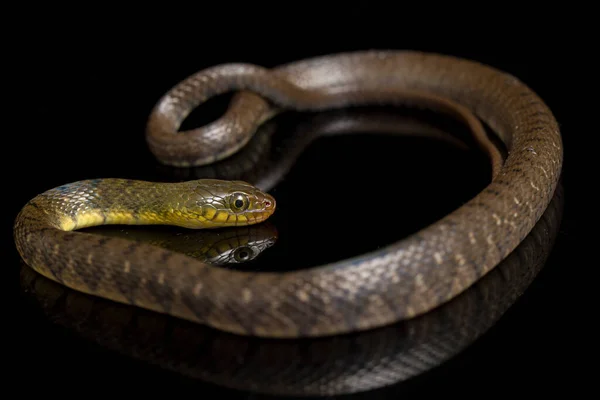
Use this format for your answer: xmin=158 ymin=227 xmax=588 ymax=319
xmin=19 ymin=180 xmax=563 ymax=396
xmin=13 ymin=50 xmax=563 ymax=338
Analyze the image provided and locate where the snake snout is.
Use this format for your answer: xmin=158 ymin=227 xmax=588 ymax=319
xmin=244 ymin=193 xmax=276 ymax=225
xmin=262 ymin=194 xmax=276 ymax=212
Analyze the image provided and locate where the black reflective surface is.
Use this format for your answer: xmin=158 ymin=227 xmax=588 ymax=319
xmin=152 ymin=107 xmax=493 ymax=272
xmin=14 ymin=16 xmax=588 ymax=398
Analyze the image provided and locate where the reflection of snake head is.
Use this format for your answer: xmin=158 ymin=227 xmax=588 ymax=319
xmin=202 ymin=223 xmax=279 ymax=266
xmin=186 ymin=179 xmax=276 ymax=228
xmin=84 ymin=222 xmax=279 ymax=266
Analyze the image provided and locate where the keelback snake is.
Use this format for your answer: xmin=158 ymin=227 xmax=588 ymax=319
xmin=14 ymin=50 xmax=562 ymax=338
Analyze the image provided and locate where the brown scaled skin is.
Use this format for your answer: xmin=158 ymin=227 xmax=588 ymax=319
xmin=13 ymin=178 xmax=277 ymax=337
xmin=15 ymin=51 xmax=562 ymax=338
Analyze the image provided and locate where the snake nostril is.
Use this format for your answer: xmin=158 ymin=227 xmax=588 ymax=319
xmin=263 ymin=197 xmax=275 ymax=210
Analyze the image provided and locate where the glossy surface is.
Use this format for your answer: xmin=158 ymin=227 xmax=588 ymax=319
xmin=85 ymin=223 xmax=278 ymax=266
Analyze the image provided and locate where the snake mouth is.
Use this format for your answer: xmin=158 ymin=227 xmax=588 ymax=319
xmin=246 ymin=210 xmax=275 ymax=225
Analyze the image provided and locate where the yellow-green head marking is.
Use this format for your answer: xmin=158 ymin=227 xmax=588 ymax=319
xmin=178 ymin=179 xmax=276 ymax=229
xmin=29 ymin=178 xmax=276 ymax=231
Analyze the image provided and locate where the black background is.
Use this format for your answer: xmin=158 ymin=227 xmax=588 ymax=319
xmin=13 ymin=8 xmax=593 ymax=398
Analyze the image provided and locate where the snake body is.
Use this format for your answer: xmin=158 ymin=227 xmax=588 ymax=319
xmin=14 ymin=50 xmax=562 ymax=338
xmin=19 ymin=182 xmax=563 ymax=396
xmin=19 ymin=181 xmax=564 ymax=396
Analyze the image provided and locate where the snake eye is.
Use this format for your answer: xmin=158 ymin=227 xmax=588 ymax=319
xmin=233 ymin=246 xmax=254 ymax=262
xmin=230 ymin=192 xmax=249 ymax=213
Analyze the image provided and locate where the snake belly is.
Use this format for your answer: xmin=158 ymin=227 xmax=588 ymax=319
xmin=14 ymin=50 xmax=562 ymax=338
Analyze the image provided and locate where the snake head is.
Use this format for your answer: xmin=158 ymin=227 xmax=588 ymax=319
xmin=187 ymin=179 xmax=276 ymax=228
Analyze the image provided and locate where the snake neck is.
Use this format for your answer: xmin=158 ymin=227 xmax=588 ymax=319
xmin=13 ymin=178 xmax=196 ymax=284
xmin=20 ymin=178 xmax=195 ymax=232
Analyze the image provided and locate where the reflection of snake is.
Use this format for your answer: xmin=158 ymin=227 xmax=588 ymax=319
xmin=83 ymin=223 xmax=278 ymax=267
xmin=14 ymin=50 xmax=562 ymax=338
xmin=20 ymin=180 xmax=563 ymax=397
xmin=159 ymin=108 xmax=481 ymax=191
